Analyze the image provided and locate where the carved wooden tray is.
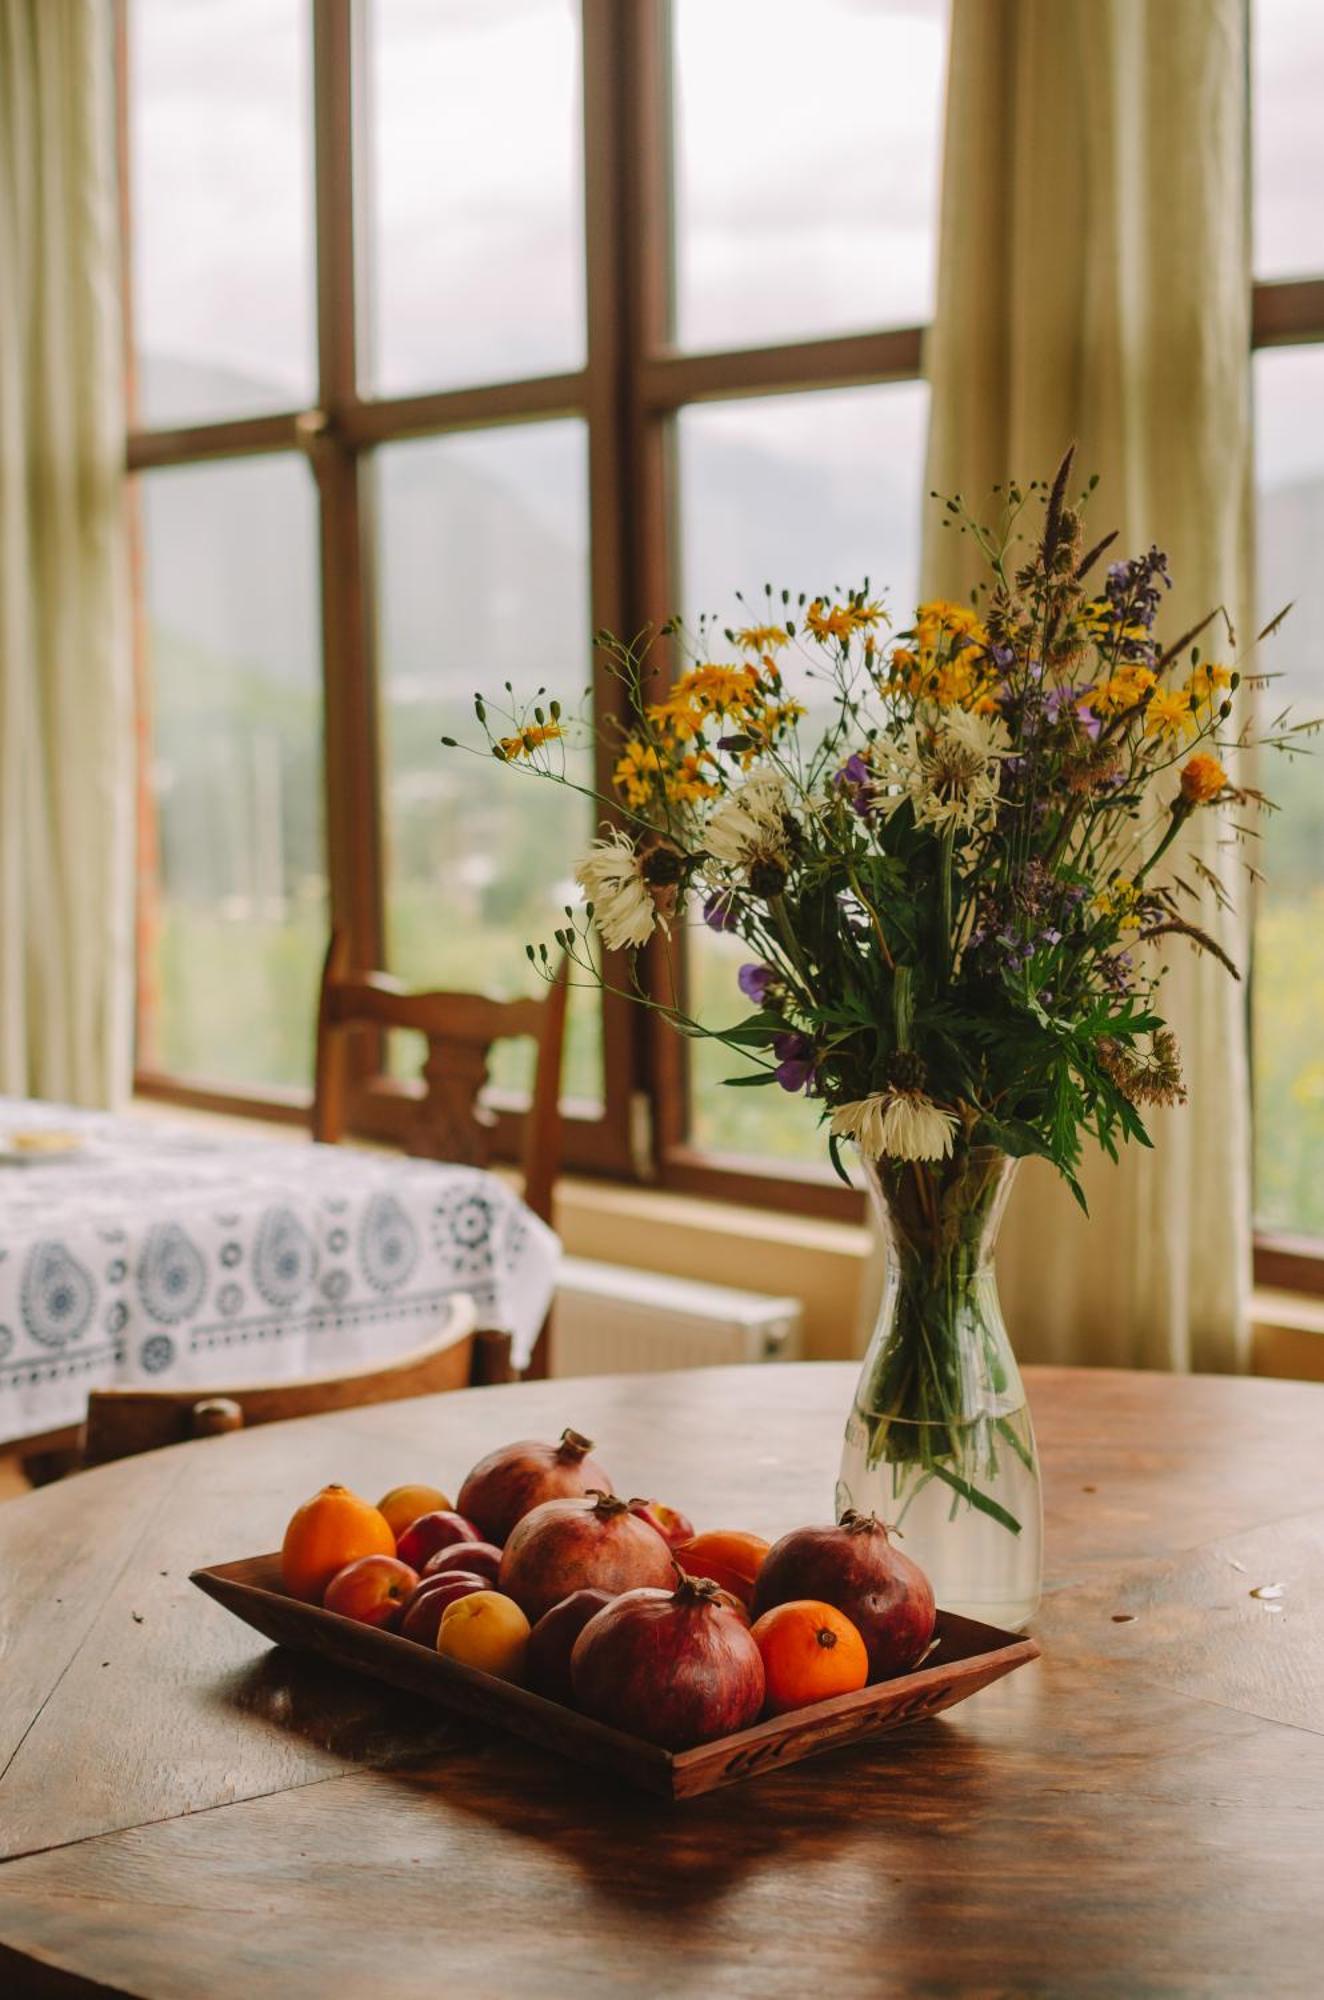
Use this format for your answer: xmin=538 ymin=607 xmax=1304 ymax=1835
xmin=191 ymin=1552 xmax=1039 ymax=1800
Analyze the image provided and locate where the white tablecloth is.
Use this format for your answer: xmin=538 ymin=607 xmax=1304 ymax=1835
xmin=0 ymin=1100 xmax=559 ymax=1447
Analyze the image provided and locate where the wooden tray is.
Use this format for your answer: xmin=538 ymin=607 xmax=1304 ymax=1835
xmin=191 ymin=1553 xmax=1040 ymax=1800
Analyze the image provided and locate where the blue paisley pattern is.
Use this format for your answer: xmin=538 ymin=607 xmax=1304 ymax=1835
xmin=137 ymin=1223 xmax=206 ymax=1325
xmin=359 ymin=1194 xmax=419 ymax=1292
xmin=21 ymin=1242 xmax=96 ymax=1348
xmin=253 ymin=1206 xmax=317 ymax=1307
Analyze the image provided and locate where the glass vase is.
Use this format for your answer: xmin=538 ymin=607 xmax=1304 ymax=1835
xmin=836 ymin=1147 xmax=1042 ymax=1629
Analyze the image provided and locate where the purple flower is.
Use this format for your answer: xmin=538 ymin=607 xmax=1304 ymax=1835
xmin=772 ymin=1031 xmax=815 ymax=1093
xmin=738 ymin=963 xmax=777 ymax=1004
xmin=835 ymin=751 xmax=878 ymax=818
xmin=703 ymin=890 xmax=740 ymax=933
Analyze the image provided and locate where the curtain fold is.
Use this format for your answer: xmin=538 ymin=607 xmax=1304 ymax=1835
xmin=907 ymin=0 xmax=1253 ymax=1372
xmin=0 ymin=0 xmax=132 ymax=1105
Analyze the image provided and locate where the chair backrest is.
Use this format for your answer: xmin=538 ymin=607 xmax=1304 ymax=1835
xmin=82 ymin=1297 xmax=512 ymax=1468
xmin=312 ymin=931 xmax=568 ymax=1227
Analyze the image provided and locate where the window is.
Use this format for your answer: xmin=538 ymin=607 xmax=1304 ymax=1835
xmin=122 ymin=3 xmax=1320 ymax=1282
xmin=122 ymin=0 xmax=946 ymax=1198
xmin=1251 ymin=1 xmax=1324 ymax=1284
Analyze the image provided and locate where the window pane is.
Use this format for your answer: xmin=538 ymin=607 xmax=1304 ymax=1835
xmin=377 ymin=422 xmax=600 ymax=1103
xmin=128 ymin=0 xmax=315 ymax=425
xmin=678 ymin=382 xmax=929 ymax=1165
xmin=139 ymin=457 xmax=326 ymax=1086
xmin=1253 ymin=348 xmax=1324 ymax=1237
xmin=673 ymin=0 xmax=949 ymax=352
xmin=365 ymin=0 xmax=585 ymax=395
xmin=1253 ymin=0 xmax=1324 ymax=280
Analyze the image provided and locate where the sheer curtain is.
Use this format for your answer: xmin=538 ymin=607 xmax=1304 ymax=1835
xmin=0 ymin=0 xmax=132 ymax=1105
xmin=905 ymin=0 xmax=1253 ymax=1371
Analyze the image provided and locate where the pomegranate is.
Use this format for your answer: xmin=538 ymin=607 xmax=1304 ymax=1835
xmin=526 ymin=1587 xmax=615 ymax=1705
xmin=457 ymin=1428 xmax=613 ymax=1546
xmin=422 ymin=1541 xmax=503 ymax=1585
xmin=498 ymin=1492 xmax=674 ymax=1623
xmin=751 ymin=1511 xmax=936 ymax=1679
xmin=627 ymin=1497 xmax=696 ymax=1549
xmin=571 ymin=1575 xmax=766 ymax=1749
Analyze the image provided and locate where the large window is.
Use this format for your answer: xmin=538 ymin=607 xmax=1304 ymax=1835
xmin=121 ymin=2 xmax=1324 ymax=1282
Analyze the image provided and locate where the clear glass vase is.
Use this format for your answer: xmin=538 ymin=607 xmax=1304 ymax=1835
xmin=836 ymin=1147 xmax=1042 ymax=1629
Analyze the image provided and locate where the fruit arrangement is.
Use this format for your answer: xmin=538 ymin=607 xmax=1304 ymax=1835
xmin=279 ymin=1427 xmax=938 ymax=1752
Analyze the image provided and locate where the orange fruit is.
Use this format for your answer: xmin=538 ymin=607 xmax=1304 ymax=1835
xmin=377 ymin=1483 xmax=453 ymax=1542
xmin=281 ymin=1484 xmax=396 ymax=1603
xmin=436 ymin=1590 xmax=531 ymax=1682
xmin=751 ymin=1599 xmax=869 ymax=1714
xmin=675 ymin=1529 xmax=771 ymax=1610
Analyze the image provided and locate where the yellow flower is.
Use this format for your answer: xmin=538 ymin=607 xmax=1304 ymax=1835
xmin=665 ymin=753 xmax=720 ymax=804
xmin=733 ymin=624 xmax=789 ymax=652
xmin=1182 ymin=662 xmax=1233 ymax=711
xmin=645 ymin=693 xmax=705 ymax=741
xmin=1095 ymin=877 xmax=1142 ymax=932
xmin=672 ymin=662 xmax=763 ymax=714
xmin=612 ymin=738 xmax=663 ymax=807
xmin=805 ymin=599 xmax=857 ymax=643
xmin=1144 ymin=688 xmax=1197 ymax=740
xmin=887 ymin=647 xmax=920 ymax=686
xmin=1179 ymin=752 xmax=1227 ymax=804
xmin=497 ymin=720 xmax=564 ymax=760
xmin=1087 ymin=665 xmax=1157 ymax=717
xmin=914 ymin=600 xmax=987 ymax=651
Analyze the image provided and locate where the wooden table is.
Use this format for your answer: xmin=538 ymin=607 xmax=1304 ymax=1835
xmin=2 ymin=1364 xmax=1321 ymax=1998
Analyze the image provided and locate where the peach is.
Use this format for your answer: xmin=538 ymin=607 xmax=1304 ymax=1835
xmin=436 ymin=1590 xmax=531 ymax=1682
xmin=377 ymin=1484 xmax=453 ymax=1541
xmin=322 ymin=1554 xmax=418 ymax=1629
xmin=397 ymin=1571 xmax=489 ymax=1646
xmin=628 ymin=1498 xmax=696 ymax=1549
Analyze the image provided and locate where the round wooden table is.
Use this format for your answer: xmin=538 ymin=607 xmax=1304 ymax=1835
xmin=2 ymin=1364 xmax=1321 ymax=1997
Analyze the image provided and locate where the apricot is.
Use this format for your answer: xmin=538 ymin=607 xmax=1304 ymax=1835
xmin=377 ymin=1483 xmax=453 ymax=1542
xmin=675 ymin=1529 xmax=771 ymax=1611
xmin=281 ymin=1484 xmax=396 ymax=1603
xmin=436 ymin=1590 xmax=531 ymax=1682
xmin=751 ymin=1599 xmax=869 ymax=1714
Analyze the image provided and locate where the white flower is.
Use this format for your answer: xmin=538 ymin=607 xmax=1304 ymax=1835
xmin=873 ymin=706 xmax=1010 ymax=835
xmin=573 ymin=829 xmax=658 ymax=951
xmin=830 ymin=1090 xmax=958 ymax=1163
xmin=704 ymin=771 xmax=793 ymax=873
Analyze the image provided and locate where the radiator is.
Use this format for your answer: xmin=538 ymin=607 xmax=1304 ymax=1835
xmin=549 ymin=1258 xmax=804 ymax=1377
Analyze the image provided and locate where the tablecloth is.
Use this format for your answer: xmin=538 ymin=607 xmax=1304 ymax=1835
xmin=0 ymin=1099 xmax=559 ymax=1447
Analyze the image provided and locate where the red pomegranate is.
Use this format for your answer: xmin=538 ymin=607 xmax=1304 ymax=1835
xmin=751 ymin=1511 xmax=936 ymax=1679
xmin=526 ymin=1587 xmax=615 ymax=1705
xmin=457 ymin=1429 xmax=613 ymax=1546
xmin=571 ymin=1575 xmax=766 ymax=1749
xmin=498 ymin=1492 xmax=675 ymax=1624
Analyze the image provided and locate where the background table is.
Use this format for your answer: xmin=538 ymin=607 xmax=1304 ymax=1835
xmin=1 ymin=1363 xmax=1321 ymax=1997
xmin=0 ymin=1098 xmax=558 ymax=1446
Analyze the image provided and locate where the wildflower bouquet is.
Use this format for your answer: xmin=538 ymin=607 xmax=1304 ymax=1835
xmin=454 ymin=449 xmax=1305 ymax=1614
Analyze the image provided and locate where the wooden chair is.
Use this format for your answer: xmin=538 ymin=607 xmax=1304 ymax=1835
xmin=312 ymin=931 xmax=568 ymax=1230
xmin=82 ymin=1296 xmax=513 ymax=1469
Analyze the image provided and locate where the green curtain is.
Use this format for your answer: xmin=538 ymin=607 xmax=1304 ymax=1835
xmin=0 ymin=0 xmax=132 ymax=1105
xmin=911 ymin=0 xmax=1253 ymax=1371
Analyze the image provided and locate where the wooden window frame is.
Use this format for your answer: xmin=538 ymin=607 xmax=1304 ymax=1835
xmin=120 ymin=4 xmax=1324 ymax=1289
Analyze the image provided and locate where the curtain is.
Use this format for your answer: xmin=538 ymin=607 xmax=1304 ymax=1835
xmin=0 ymin=0 xmax=132 ymax=1105
xmin=903 ymin=0 xmax=1253 ymax=1372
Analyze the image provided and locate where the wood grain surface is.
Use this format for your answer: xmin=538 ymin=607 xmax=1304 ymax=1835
xmin=1 ymin=1363 xmax=1321 ymax=1998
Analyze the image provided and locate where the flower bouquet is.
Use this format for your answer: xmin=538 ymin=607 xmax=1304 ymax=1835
xmin=451 ymin=449 xmax=1307 ymax=1624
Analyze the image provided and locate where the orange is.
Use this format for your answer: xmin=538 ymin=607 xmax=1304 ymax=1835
xmin=675 ymin=1529 xmax=771 ymax=1610
xmin=377 ymin=1483 xmax=453 ymax=1542
xmin=281 ymin=1484 xmax=396 ymax=1603
xmin=751 ymin=1599 xmax=869 ymax=1714
xmin=436 ymin=1590 xmax=530 ymax=1682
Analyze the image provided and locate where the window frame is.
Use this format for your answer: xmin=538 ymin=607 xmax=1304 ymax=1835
xmin=119 ymin=2 xmax=1324 ymax=1290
